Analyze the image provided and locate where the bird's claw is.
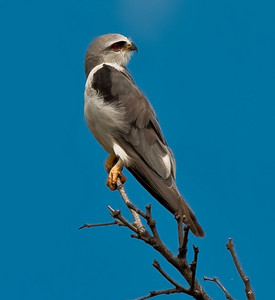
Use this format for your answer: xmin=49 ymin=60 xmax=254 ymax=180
xmin=106 ymin=164 xmax=127 ymax=191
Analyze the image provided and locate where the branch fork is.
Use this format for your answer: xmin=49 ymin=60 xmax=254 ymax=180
xmin=80 ymin=178 xmax=254 ymax=300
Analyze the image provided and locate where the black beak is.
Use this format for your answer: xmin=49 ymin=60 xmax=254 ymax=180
xmin=130 ymin=43 xmax=138 ymax=52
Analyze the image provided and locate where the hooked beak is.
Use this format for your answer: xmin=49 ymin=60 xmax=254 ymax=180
xmin=125 ymin=42 xmax=138 ymax=53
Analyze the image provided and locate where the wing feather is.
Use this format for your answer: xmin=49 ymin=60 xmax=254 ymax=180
xmin=97 ymin=65 xmax=176 ymax=180
xmin=92 ymin=64 xmax=204 ymax=237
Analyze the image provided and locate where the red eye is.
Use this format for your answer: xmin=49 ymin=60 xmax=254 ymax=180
xmin=112 ymin=43 xmax=121 ymax=51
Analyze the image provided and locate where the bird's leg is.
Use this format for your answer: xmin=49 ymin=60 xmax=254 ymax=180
xmin=106 ymin=159 xmax=127 ymax=191
xmin=105 ymin=153 xmax=118 ymax=173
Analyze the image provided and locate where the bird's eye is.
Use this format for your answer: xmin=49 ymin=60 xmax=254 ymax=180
xmin=111 ymin=41 xmax=126 ymax=51
xmin=112 ymin=43 xmax=121 ymax=51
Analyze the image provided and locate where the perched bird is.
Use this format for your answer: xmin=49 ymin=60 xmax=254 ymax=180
xmin=84 ymin=33 xmax=204 ymax=237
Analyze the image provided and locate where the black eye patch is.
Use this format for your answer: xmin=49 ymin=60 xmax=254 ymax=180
xmin=110 ymin=41 xmax=126 ymax=51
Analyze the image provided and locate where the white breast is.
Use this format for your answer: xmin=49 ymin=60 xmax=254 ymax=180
xmin=84 ymin=63 xmax=127 ymax=156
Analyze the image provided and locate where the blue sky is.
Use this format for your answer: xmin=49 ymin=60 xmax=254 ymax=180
xmin=1 ymin=0 xmax=274 ymax=299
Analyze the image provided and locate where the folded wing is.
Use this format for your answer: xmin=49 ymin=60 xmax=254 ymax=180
xmin=93 ymin=64 xmax=204 ymax=237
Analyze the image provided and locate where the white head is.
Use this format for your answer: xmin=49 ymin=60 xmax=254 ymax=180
xmin=85 ymin=33 xmax=138 ymax=78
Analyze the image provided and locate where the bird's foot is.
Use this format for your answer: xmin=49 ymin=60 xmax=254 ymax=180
xmin=105 ymin=154 xmax=118 ymax=173
xmin=106 ymin=164 xmax=127 ymax=191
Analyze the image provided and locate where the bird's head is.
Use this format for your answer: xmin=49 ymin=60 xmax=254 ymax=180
xmin=85 ymin=33 xmax=138 ymax=78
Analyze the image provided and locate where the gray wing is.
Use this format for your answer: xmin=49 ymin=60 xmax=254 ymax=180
xmin=93 ymin=64 xmax=204 ymax=237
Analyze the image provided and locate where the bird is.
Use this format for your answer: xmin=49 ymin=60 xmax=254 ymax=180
xmin=84 ymin=33 xmax=204 ymax=237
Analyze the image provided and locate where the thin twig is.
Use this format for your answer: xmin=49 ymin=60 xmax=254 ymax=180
xmin=145 ymin=204 xmax=152 ymax=219
xmin=203 ymin=276 xmax=234 ymax=300
xmin=190 ymin=246 xmax=199 ymax=291
xmin=178 ymin=225 xmax=189 ymax=259
xmin=108 ymin=201 xmax=210 ymax=299
xmin=127 ymin=202 xmax=147 ymax=219
xmin=152 ymin=259 xmax=186 ymax=290
xmin=87 ymin=188 xmax=211 ymax=299
xmin=176 ymin=216 xmax=184 ymax=254
xmin=144 ymin=204 xmax=160 ymax=240
xmin=78 ymin=221 xmax=118 ymax=230
xmin=107 ymin=206 xmax=139 ymax=234
xmin=116 ymin=178 xmax=145 ymax=232
xmin=135 ymin=287 xmax=179 ymax=300
xmin=137 ymin=259 xmax=193 ymax=299
xmin=131 ymin=234 xmax=142 ymax=240
xmin=226 ymin=238 xmax=255 ymax=300
xmin=126 ymin=203 xmax=160 ymax=240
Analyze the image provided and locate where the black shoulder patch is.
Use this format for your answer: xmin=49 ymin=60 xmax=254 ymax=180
xmin=92 ymin=64 xmax=118 ymax=102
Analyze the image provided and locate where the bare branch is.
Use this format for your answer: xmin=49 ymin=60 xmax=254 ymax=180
xmin=107 ymin=202 xmax=210 ymax=299
xmin=178 ymin=226 xmax=189 ymax=259
xmin=135 ymin=287 xmax=179 ymax=300
xmin=137 ymin=259 xmax=202 ymax=300
xmin=127 ymin=202 xmax=148 ymax=219
xmin=203 ymin=277 xmax=234 ymax=300
xmin=144 ymin=204 xmax=161 ymax=240
xmin=176 ymin=216 xmax=184 ymax=254
xmin=126 ymin=203 xmax=160 ymax=241
xmin=190 ymin=246 xmax=199 ymax=291
xmin=116 ymin=178 xmax=145 ymax=233
xmin=131 ymin=234 xmax=142 ymax=240
xmin=82 ymin=180 xmax=255 ymax=300
xmin=78 ymin=221 xmax=118 ymax=230
xmin=107 ymin=206 xmax=139 ymax=234
xmin=85 ymin=183 xmax=211 ymax=299
xmin=226 ymin=238 xmax=255 ymax=300
xmin=152 ymin=259 xmax=186 ymax=290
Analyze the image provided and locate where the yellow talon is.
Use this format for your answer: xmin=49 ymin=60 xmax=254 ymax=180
xmin=106 ymin=163 xmax=127 ymax=191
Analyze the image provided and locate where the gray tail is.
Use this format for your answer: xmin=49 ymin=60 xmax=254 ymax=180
xmin=128 ymin=163 xmax=205 ymax=237
xmin=177 ymin=196 xmax=205 ymax=237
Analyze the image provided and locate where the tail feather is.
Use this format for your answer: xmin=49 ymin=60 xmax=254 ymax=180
xmin=128 ymin=161 xmax=204 ymax=237
xmin=178 ymin=197 xmax=205 ymax=237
